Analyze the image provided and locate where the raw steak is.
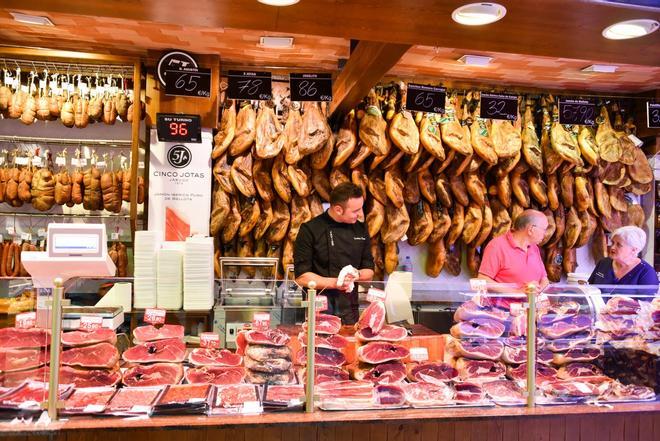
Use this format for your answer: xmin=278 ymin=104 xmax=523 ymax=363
xmin=295 ymin=347 xmax=346 ymax=367
xmin=557 ymin=363 xmax=603 ymax=380
xmin=236 ymin=329 xmax=290 ymax=354
xmin=185 ymin=366 xmax=246 ymax=385
xmin=244 ymin=355 xmax=292 ymax=373
xmin=539 ymin=380 xmax=600 ymax=399
xmin=302 ymin=314 xmax=342 ymax=335
xmin=264 ymin=384 xmax=304 ymax=403
xmin=506 ymin=363 xmax=558 ymax=384
xmin=450 ymin=338 xmax=504 ymax=360
xmin=403 ymin=381 xmax=454 ymax=407
xmin=539 ymin=315 xmax=592 ymax=339
xmin=349 ymin=361 xmax=406 ymax=384
xmin=450 ymin=318 xmax=505 ymax=339
xmin=157 ymin=384 xmax=211 ymax=406
xmin=604 ymin=296 xmax=640 ymax=315
xmin=245 ymin=344 xmax=291 ymax=362
xmin=601 ymin=382 xmax=655 ymax=401
xmin=215 ymin=384 xmax=257 ymax=408
xmin=60 ymin=366 xmax=121 ymax=388
xmin=357 ymin=301 xmax=387 ymax=333
xmin=61 ymin=342 xmax=119 ymax=369
xmin=61 ymin=328 xmax=117 ymax=347
xmin=374 ymin=383 xmax=406 ymax=406
xmin=545 ymin=331 xmax=593 ymax=352
xmin=0 ymin=347 xmax=48 ymax=372
xmin=188 ymin=348 xmax=242 ymax=367
xmin=122 ymin=338 xmax=186 ymax=363
xmin=0 ymin=327 xmax=50 ymax=348
xmin=406 ymin=362 xmax=458 ymax=383
xmin=298 ymin=332 xmax=349 ymax=350
xmin=538 ymin=301 xmax=580 ymax=325
xmin=552 ymin=346 xmax=601 ymax=365
xmin=122 ymin=362 xmax=183 ymax=387
xmin=297 ymin=366 xmax=349 ymax=384
xmin=357 ymin=342 xmax=410 ymax=363
xmin=453 ymin=381 xmax=485 ymax=403
xmin=108 ymin=387 xmax=162 ymax=412
xmin=456 ymin=358 xmax=506 ymax=382
xmin=355 ymin=325 xmax=408 ymax=342
xmin=482 ymin=380 xmax=525 ymax=404
xmin=454 ymin=300 xmax=509 ymax=323
xmin=133 ymin=324 xmax=184 ymax=342
xmin=245 ymin=368 xmax=294 ymax=384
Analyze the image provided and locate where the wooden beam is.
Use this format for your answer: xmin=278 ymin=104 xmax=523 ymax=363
xmin=330 ymin=40 xmax=411 ymax=119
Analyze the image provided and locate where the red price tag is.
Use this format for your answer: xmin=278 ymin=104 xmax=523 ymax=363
xmin=200 ymin=332 xmax=220 ymax=349
xmin=316 ymin=295 xmax=328 ymax=313
xmin=79 ymin=315 xmax=103 ymax=332
xmin=15 ymin=312 xmax=36 ymax=329
xmin=144 ymin=308 xmax=166 ymax=325
xmin=252 ymin=312 xmax=271 ymax=330
xmin=366 ymin=288 xmax=386 ymax=303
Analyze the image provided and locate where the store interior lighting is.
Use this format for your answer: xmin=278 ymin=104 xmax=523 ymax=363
xmin=602 ymin=19 xmax=659 ymax=39
xmin=10 ymin=12 xmax=54 ymax=26
xmin=581 ymin=64 xmax=619 ymax=73
xmin=257 ymin=0 xmax=300 ymax=6
xmin=451 ymin=2 xmax=507 ymax=26
xmin=457 ymin=54 xmax=493 ymax=66
xmin=259 ymin=36 xmax=295 ymax=48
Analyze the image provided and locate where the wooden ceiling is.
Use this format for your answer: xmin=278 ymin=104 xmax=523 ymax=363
xmin=0 ymin=1 xmax=658 ymax=94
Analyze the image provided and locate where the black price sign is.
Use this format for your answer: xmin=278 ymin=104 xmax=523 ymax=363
xmin=156 ymin=113 xmax=202 ymax=143
xmin=227 ymin=70 xmax=272 ymax=101
xmin=164 ymin=67 xmax=211 ymax=98
xmin=289 ymin=73 xmax=332 ymax=102
xmin=157 ymin=50 xmax=198 ymax=87
xmin=559 ymin=99 xmax=596 ymax=125
xmin=647 ymin=102 xmax=660 ymax=129
xmin=405 ymin=83 xmax=445 ymax=114
xmin=479 ymin=93 xmax=518 ymax=121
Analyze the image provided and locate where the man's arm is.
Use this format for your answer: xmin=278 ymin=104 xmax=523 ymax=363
xmin=295 ymin=272 xmax=343 ymax=290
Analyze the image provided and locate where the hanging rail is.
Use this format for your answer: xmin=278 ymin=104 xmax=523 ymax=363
xmin=0 ymin=57 xmax=134 ymax=77
xmin=0 ymin=135 xmax=132 ymax=146
xmin=0 ymin=212 xmax=132 ymax=219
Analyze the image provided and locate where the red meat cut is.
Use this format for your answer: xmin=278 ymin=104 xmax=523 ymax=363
xmin=456 ymin=358 xmax=506 ymax=382
xmin=482 ymin=379 xmax=526 ymax=404
xmin=297 ymin=366 xmax=349 ymax=384
xmin=264 ymin=384 xmax=304 ymax=403
xmin=302 ymin=314 xmax=342 ymax=335
xmin=601 ymin=382 xmax=656 ymax=401
xmin=406 ymin=362 xmax=458 ymax=383
xmin=185 ymin=366 xmax=246 ymax=385
xmin=506 ymin=363 xmax=558 ymax=385
xmin=538 ymin=301 xmax=580 ymax=325
xmin=157 ymin=384 xmax=211 ymax=406
xmin=348 ymin=361 xmax=406 ymax=384
xmin=357 ymin=301 xmax=386 ymax=333
xmin=450 ymin=338 xmax=504 ymax=361
xmin=0 ymin=327 xmax=50 ymax=348
xmin=316 ymin=380 xmax=373 ymax=399
xmin=596 ymin=314 xmax=638 ymax=339
xmin=188 ymin=348 xmax=242 ymax=367
xmin=403 ymin=381 xmax=454 ymax=406
xmin=454 ymin=381 xmax=485 ymax=403
xmin=357 ymin=341 xmax=410 ymax=363
xmin=236 ymin=329 xmax=290 ymax=355
xmin=0 ymin=347 xmax=48 ymax=372
xmin=215 ymin=384 xmax=258 ymax=407
xmin=122 ymin=338 xmax=186 ymax=363
xmin=60 ymin=366 xmax=121 ymax=388
xmin=122 ymin=362 xmax=183 ymax=387
xmin=502 ymin=343 xmax=527 ymax=364
xmin=61 ymin=342 xmax=119 ymax=369
xmin=557 ymin=363 xmax=604 ymax=380
xmin=355 ymin=325 xmax=408 ymax=342
xmin=295 ymin=347 xmax=346 ymax=367
xmin=133 ymin=324 xmax=184 ymax=343
xmin=454 ymin=300 xmax=509 ymax=323
xmin=539 ymin=379 xmax=600 ymax=399
xmin=298 ymin=332 xmax=349 ymax=350
xmin=537 ymin=348 xmax=554 ymax=365
xmin=244 ymin=355 xmax=292 ymax=373
xmin=374 ymin=383 xmax=406 ymax=406
xmin=544 ymin=330 xmax=593 ymax=352
xmin=604 ymin=296 xmax=640 ymax=315
xmin=450 ymin=318 xmax=505 ymax=339
xmin=552 ymin=346 xmax=601 ymax=365
xmin=61 ymin=328 xmax=117 ymax=347
xmin=539 ymin=315 xmax=592 ymax=339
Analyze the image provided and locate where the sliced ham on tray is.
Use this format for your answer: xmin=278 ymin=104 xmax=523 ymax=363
xmin=188 ymin=348 xmax=242 ymax=367
xmin=374 ymin=383 xmax=406 ymax=406
xmin=357 ymin=301 xmax=387 ymax=334
xmin=215 ymin=384 xmax=257 ymax=408
xmin=450 ymin=318 xmax=505 ymax=339
xmin=454 ymin=300 xmax=509 ymax=323
xmin=156 ymin=384 xmax=211 ymax=406
xmin=133 ymin=324 xmax=184 ymax=343
xmin=236 ymin=329 xmax=290 ymax=355
xmin=601 ymin=382 xmax=656 ymax=402
xmin=122 ymin=362 xmax=183 ymax=387
xmin=61 ymin=328 xmax=117 ymax=347
xmin=406 ymin=362 xmax=458 ymax=383
xmin=60 ymin=366 xmax=121 ymax=388
xmin=596 ymin=314 xmax=639 ymax=339
xmin=355 ymin=324 xmax=408 ymax=342
xmin=348 ymin=360 xmax=406 ymax=384
xmin=450 ymin=338 xmax=504 ymax=361
xmin=482 ymin=380 xmax=526 ymax=405
xmin=298 ymin=332 xmax=349 ymax=350
xmin=264 ymin=384 xmax=305 ymax=404
xmin=502 ymin=343 xmax=527 ymax=364
xmin=0 ymin=347 xmax=48 ymax=372
xmin=316 ymin=380 xmax=373 ymax=398
xmin=506 ymin=363 xmax=558 ymax=385
xmin=297 ymin=366 xmax=349 ymax=384
xmin=538 ymin=379 xmax=601 ymax=400
xmin=557 ymin=362 xmax=603 ymax=380
xmin=456 ymin=358 xmax=506 ymax=382
xmin=544 ymin=330 xmax=593 ymax=352
xmin=122 ymin=338 xmax=186 ymax=363
xmin=357 ymin=341 xmax=409 ymax=364
xmin=302 ymin=314 xmax=341 ymax=335
xmin=538 ymin=315 xmax=592 ymax=339
xmin=61 ymin=342 xmax=119 ymax=369
xmin=537 ymin=301 xmax=580 ymax=325
xmin=295 ymin=347 xmax=346 ymax=367
xmin=603 ymin=296 xmax=640 ymax=315
xmin=0 ymin=327 xmax=50 ymax=349
xmin=185 ymin=366 xmax=246 ymax=385
xmin=552 ymin=346 xmax=601 ymax=365
xmin=403 ymin=381 xmax=454 ymax=407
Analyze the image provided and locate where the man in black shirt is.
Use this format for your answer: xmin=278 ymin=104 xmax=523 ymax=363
xmin=294 ymin=183 xmax=374 ymax=325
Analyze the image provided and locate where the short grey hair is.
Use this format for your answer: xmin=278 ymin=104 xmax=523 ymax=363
xmin=512 ymin=209 xmax=544 ymax=231
xmin=612 ymin=225 xmax=646 ymax=252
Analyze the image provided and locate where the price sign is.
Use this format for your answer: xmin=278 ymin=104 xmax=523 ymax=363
xmin=252 ymin=312 xmax=271 ymax=330
xmin=165 ymin=67 xmax=211 ymax=98
xmin=200 ymin=332 xmax=220 ymax=349
xmin=227 ymin=70 xmax=272 ymax=101
xmin=156 ymin=113 xmax=202 ymax=143
xmin=16 ymin=312 xmax=36 ymax=329
xmin=157 ymin=50 xmax=198 ymax=87
xmin=289 ymin=73 xmax=332 ymax=102
xmin=409 ymin=347 xmax=429 ymax=362
xmin=405 ymin=83 xmax=445 ymax=114
xmin=144 ymin=308 xmax=166 ymax=325
xmin=79 ymin=315 xmax=103 ymax=332
xmin=647 ymin=102 xmax=660 ymax=129
xmin=559 ymin=98 xmax=596 ymax=125
xmin=480 ymin=93 xmax=518 ymax=121
xmin=469 ymin=278 xmax=487 ymax=292
xmin=366 ymin=288 xmax=386 ymax=303
xmin=316 ymin=295 xmax=328 ymax=313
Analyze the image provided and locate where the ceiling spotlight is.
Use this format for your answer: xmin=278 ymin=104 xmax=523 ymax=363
xmin=458 ymin=54 xmax=493 ymax=66
xmin=259 ymin=36 xmax=294 ymax=48
xmin=452 ymin=3 xmax=506 ymax=26
xmin=10 ymin=12 xmax=54 ymax=26
xmin=582 ymin=64 xmax=619 ymax=73
xmin=602 ymin=19 xmax=659 ymax=40
xmin=257 ymin=0 xmax=300 ymax=6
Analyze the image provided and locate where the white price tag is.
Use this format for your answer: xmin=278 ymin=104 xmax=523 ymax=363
xmin=144 ymin=308 xmax=166 ymax=325
xmin=14 ymin=157 xmax=29 ymax=166
xmin=20 ymin=84 xmax=28 ymax=93
xmin=316 ymin=295 xmax=328 ymax=313
xmin=6 ymin=226 xmax=15 ymax=235
xmin=252 ymin=312 xmax=271 ymax=330
xmin=79 ymin=158 xmax=88 ymax=166
xmin=469 ymin=278 xmax=487 ymax=292
xmin=129 ymin=405 xmax=152 ymax=413
xmin=0 ymin=157 xmax=4 ymax=166
xmin=31 ymin=157 xmax=43 ymax=167
xmin=574 ymin=382 xmax=593 ymax=394
xmin=61 ymin=80 xmax=69 ymax=90
xmin=37 ymin=228 xmax=46 ymax=238
xmin=138 ymin=161 xmax=145 ymax=169
xmin=366 ymin=288 xmax=386 ymax=303
xmin=20 ymin=232 xmax=31 ymax=241
xmin=67 ymin=83 xmax=75 ymax=93
xmin=241 ymin=401 xmax=262 ymax=414
xmin=82 ymin=404 xmax=105 ymax=413
xmin=0 ymin=234 xmax=3 ymax=243
xmin=51 ymin=86 xmax=60 ymax=95
xmin=16 ymin=312 xmax=36 ymax=329
xmin=79 ymin=315 xmax=103 ymax=331
xmin=409 ymin=347 xmax=429 ymax=362
xmin=97 ymin=85 xmax=106 ymax=95
xmin=187 ymin=398 xmax=206 ymax=404
xmin=55 ymin=157 xmax=66 ymax=166
xmin=3 ymin=76 xmax=11 ymax=86
xmin=110 ymin=232 xmax=120 ymax=240
xmin=111 ymin=86 xmax=119 ymax=94
xmin=80 ymin=83 xmax=89 ymax=95
xmin=628 ymin=133 xmax=643 ymax=148
xmin=96 ymin=161 xmax=106 ymax=168
xmin=39 ymin=79 xmax=46 ymax=90
xmin=70 ymin=158 xmax=80 ymax=167
xmin=200 ymin=332 xmax=220 ymax=349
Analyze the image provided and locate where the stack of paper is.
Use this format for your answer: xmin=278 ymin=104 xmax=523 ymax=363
xmin=133 ymin=231 xmax=159 ymax=309
xmin=157 ymin=242 xmax=184 ymax=310
xmin=183 ymin=236 xmax=215 ymax=311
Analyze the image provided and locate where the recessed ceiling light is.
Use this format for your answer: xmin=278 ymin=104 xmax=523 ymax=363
xmin=602 ymin=19 xmax=659 ymax=39
xmin=458 ymin=54 xmax=493 ymax=66
xmin=452 ymin=3 xmax=506 ymax=26
xmin=259 ymin=36 xmax=294 ymax=48
xmin=10 ymin=12 xmax=54 ymax=26
xmin=582 ymin=64 xmax=619 ymax=73
xmin=257 ymin=0 xmax=300 ymax=6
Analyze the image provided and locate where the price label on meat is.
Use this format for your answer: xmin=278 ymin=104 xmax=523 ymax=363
xmin=79 ymin=315 xmax=103 ymax=332
xmin=559 ymin=98 xmax=595 ymax=125
xmin=289 ymin=73 xmax=333 ymax=102
xmin=227 ymin=70 xmax=272 ymax=101
xmin=144 ymin=308 xmax=166 ymax=325
xmin=405 ymin=83 xmax=445 ymax=114
xmin=15 ymin=312 xmax=36 ymax=329
xmin=409 ymin=347 xmax=429 ymax=362
xmin=252 ymin=312 xmax=271 ymax=330
xmin=316 ymin=295 xmax=328 ymax=312
xmin=479 ymin=93 xmax=518 ymax=121
xmin=165 ymin=67 xmax=211 ymax=98
xmin=647 ymin=102 xmax=660 ymax=129
xmin=366 ymin=288 xmax=387 ymax=303
xmin=200 ymin=332 xmax=220 ymax=349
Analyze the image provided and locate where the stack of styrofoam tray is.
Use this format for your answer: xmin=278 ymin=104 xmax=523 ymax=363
xmin=183 ymin=236 xmax=214 ymax=311
xmin=133 ymin=231 xmax=160 ymax=309
xmin=157 ymin=242 xmax=184 ymax=310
